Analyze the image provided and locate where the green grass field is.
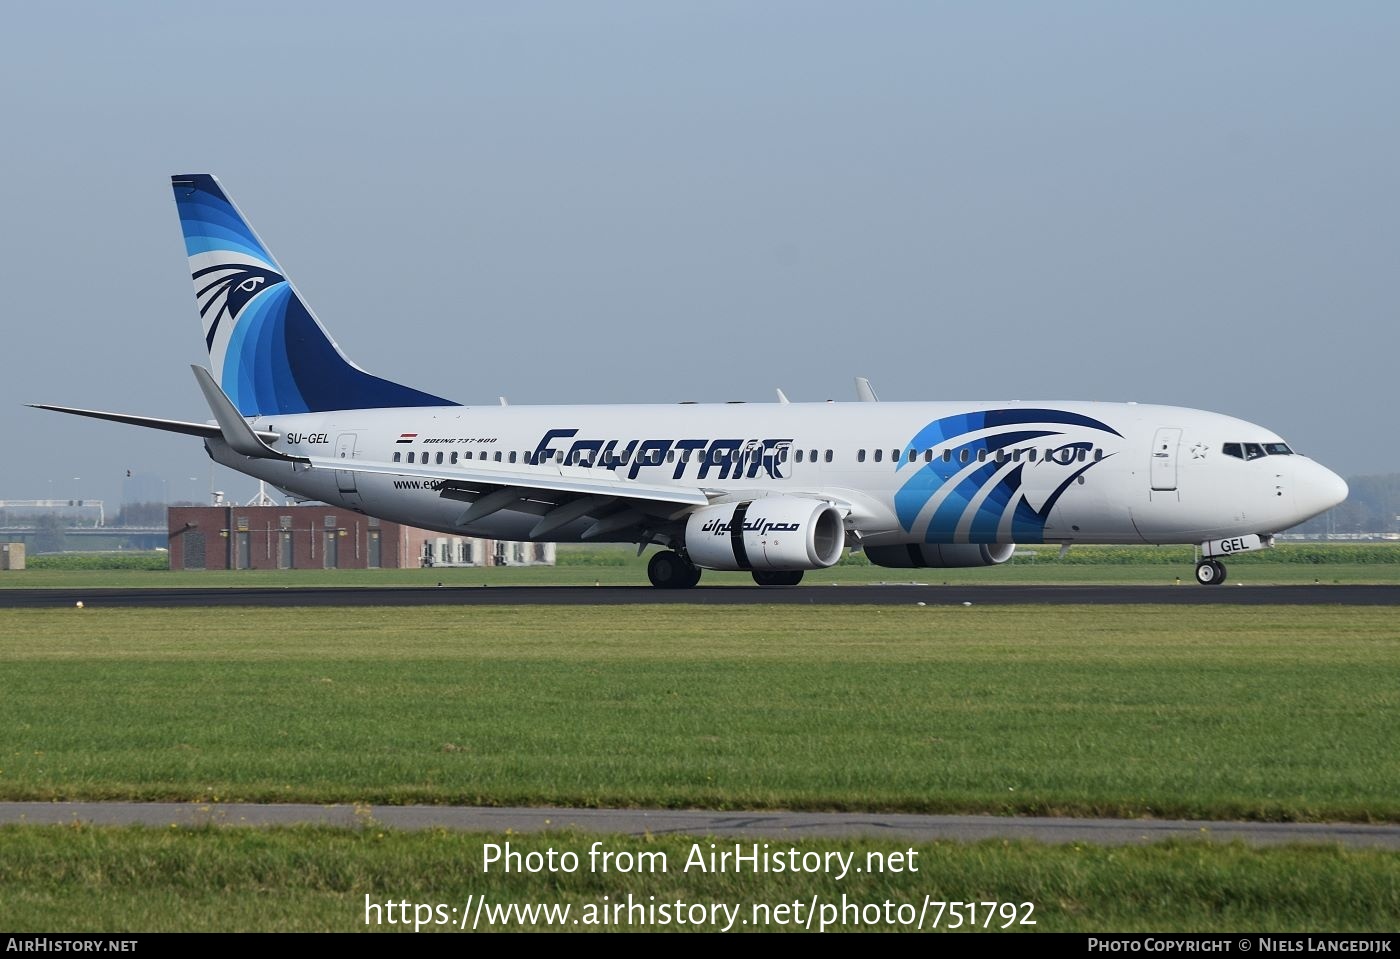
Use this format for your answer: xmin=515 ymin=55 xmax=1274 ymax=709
xmin=2 ymin=605 xmax=1397 ymax=821
xmin=3 ymin=827 xmax=1397 ymax=932
xmin=3 ymin=601 xmax=1399 ymax=933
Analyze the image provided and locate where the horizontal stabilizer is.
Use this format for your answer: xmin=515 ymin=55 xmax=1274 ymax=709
xmin=28 ymin=403 xmax=277 ymax=443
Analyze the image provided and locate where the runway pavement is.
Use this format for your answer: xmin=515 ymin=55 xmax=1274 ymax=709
xmin=1 ymin=583 xmax=1398 ymax=608
xmin=2 ymin=802 xmax=1397 ymax=848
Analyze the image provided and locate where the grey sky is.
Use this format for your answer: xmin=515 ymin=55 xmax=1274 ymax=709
xmin=2 ymin=2 xmax=1396 ymax=509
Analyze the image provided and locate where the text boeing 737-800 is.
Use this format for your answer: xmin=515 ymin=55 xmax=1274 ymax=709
xmin=32 ymin=175 xmax=1348 ymax=587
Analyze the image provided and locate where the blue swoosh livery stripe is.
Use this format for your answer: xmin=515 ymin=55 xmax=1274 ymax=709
xmin=895 ymin=409 xmax=1122 ymax=545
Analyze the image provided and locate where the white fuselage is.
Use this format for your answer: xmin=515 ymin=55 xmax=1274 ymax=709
xmin=206 ymin=399 xmax=1345 ymax=550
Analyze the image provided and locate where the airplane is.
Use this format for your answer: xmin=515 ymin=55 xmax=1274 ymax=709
xmin=32 ymin=174 xmax=1349 ymax=588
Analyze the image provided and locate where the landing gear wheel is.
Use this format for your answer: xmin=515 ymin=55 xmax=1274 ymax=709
xmin=1194 ymin=560 xmax=1227 ymax=586
xmin=647 ymin=550 xmax=701 ymax=589
xmin=752 ymin=570 xmax=804 ymax=587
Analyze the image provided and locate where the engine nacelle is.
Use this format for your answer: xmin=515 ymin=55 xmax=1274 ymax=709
xmin=865 ymin=543 xmax=1015 ymax=568
xmin=685 ymin=496 xmax=845 ymax=571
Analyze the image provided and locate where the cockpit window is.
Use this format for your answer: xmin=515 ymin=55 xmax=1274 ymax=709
xmin=1225 ymin=441 xmax=1294 ymax=460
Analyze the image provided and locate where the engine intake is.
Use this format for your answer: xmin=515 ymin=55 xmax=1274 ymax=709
xmin=685 ymin=496 xmax=845 ymax=571
xmin=865 ymin=543 xmax=1015 ymax=568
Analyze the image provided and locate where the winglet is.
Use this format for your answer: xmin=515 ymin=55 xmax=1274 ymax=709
xmin=191 ymin=365 xmax=306 ymax=463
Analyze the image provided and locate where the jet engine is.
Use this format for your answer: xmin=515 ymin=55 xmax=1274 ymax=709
xmin=865 ymin=543 xmax=1015 ymax=568
xmin=685 ymin=496 xmax=845 ymax=571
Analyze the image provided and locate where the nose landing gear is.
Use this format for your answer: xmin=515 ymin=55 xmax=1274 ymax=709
xmin=1194 ymin=559 xmax=1227 ymax=586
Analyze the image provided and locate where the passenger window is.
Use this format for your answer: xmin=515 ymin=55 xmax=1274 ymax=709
xmin=393 ymin=451 xmax=401 ymax=463
xmin=857 ymin=449 xmax=866 ymax=463
xmin=407 ymin=452 xmax=415 ymax=464
xmin=436 ymin=452 xmax=444 ymax=465
xmin=874 ymin=449 xmax=883 ymax=463
xmin=943 ymin=450 xmax=953 ymax=463
xmin=1028 ymin=449 xmax=1037 ymax=462
xmin=1245 ymin=443 xmax=1265 ymax=461
xmin=996 ymin=449 xmax=1007 ymax=464
xmin=1077 ymin=448 xmax=1087 ymax=462
xmin=977 ymin=449 xmax=987 ymax=462
xmin=959 ymin=449 xmax=969 ymax=464
xmin=509 ymin=451 xmax=517 ymax=464
xmin=924 ymin=449 xmax=933 ymax=463
xmin=495 ymin=451 xmax=502 ymax=462
xmin=907 ymin=449 xmax=916 ymax=463
xmin=1094 ymin=449 xmax=1103 ymax=461
xmin=810 ymin=449 xmax=817 ymax=462
xmin=824 ymin=450 xmax=833 ymax=463
xmin=796 ymin=449 xmax=804 ymax=463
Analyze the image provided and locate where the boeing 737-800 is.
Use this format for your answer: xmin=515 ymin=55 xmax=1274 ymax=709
xmin=33 ymin=175 xmax=1348 ymax=587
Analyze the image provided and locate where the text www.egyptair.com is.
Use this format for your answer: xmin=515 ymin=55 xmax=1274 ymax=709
xmin=365 ymin=894 xmax=1035 ymax=932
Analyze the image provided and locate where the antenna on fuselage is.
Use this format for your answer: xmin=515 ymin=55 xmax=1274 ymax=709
xmin=855 ymin=377 xmax=879 ymax=402
xmin=775 ymin=388 xmax=790 ymax=404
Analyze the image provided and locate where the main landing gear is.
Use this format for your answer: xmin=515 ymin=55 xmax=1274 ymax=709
xmin=751 ymin=570 xmax=804 ymax=587
xmin=647 ymin=550 xmax=702 ymax=589
xmin=1195 ymin=559 xmax=1227 ymax=586
xmin=643 ymin=551 xmax=806 ymax=588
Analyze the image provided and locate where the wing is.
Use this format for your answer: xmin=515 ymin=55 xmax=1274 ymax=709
xmin=309 ymin=452 xmax=713 ymax=539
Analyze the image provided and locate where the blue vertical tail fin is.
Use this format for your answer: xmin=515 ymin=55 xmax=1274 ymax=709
xmin=172 ymin=174 xmax=457 ymax=416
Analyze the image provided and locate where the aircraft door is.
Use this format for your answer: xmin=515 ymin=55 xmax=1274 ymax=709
xmin=334 ymin=432 xmax=361 ymax=505
xmin=1150 ymin=427 xmax=1182 ymax=492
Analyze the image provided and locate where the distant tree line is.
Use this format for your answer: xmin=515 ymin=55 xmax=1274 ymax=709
xmin=111 ymin=501 xmax=201 ymax=527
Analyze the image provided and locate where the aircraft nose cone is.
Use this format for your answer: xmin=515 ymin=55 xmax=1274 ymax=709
xmin=1323 ymin=468 xmax=1349 ymax=510
xmin=1295 ymin=460 xmax=1348 ymax=522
